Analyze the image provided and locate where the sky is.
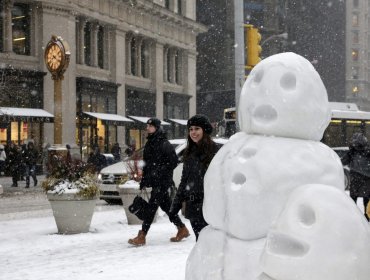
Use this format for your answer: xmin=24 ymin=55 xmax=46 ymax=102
xmin=0 ymin=206 xmax=194 ymax=280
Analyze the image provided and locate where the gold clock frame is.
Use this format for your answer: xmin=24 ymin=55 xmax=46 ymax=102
xmin=44 ymin=35 xmax=70 ymax=80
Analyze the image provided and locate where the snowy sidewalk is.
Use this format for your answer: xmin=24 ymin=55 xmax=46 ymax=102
xmin=0 ymin=206 xmax=194 ymax=280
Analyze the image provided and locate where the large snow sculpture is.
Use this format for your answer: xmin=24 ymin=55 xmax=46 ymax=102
xmin=185 ymin=52 xmax=369 ymax=280
xmin=260 ymin=184 xmax=370 ymax=280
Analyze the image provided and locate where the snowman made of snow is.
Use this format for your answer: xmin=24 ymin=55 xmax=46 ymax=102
xmin=186 ymin=52 xmax=370 ymax=280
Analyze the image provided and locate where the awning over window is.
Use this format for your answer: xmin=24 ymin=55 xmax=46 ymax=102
xmin=168 ymin=118 xmax=188 ymax=125
xmin=0 ymin=107 xmax=54 ymax=122
xmin=83 ymin=112 xmax=134 ymax=126
xmin=128 ymin=115 xmax=171 ymax=126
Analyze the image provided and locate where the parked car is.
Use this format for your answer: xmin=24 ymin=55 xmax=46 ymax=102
xmin=98 ymin=138 xmax=229 ymax=204
xmin=332 ymin=147 xmax=350 ymax=190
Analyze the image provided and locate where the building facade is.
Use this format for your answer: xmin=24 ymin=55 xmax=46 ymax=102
xmin=345 ymin=0 xmax=370 ymax=111
xmin=0 ymin=0 xmax=204 ymax=156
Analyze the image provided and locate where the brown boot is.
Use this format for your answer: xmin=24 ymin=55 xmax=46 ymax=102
xmin=128 ymin=230 xmax=146 ymax=246
xmin=170 ymin=225 xmax=190 ymax=242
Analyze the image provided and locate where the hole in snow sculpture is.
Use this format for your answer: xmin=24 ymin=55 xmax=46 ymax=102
xmin=266 ymin=231 xmax=309 ymax=257
xmin=280 ymin=72 xmax=296 ymax=91
xmin=232 ymin=172 xmax=246 ymax=185
xmin=298 ymin=204 xmax=316 ymax=227
xmin=252 ymin=104 xmax=278 ymax=123
xmin=252 ymin=70 xmax=264 ymax=87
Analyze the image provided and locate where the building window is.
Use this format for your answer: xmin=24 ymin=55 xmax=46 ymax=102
xmin=165 ymin=0 xmax=170 ymax=9
xmin=97 ymin=25 xmax=104 ymax=69
xmin=351 ymin=67 xmax=359 ymax=79
xmin=141 ymin=41 xmax=149 ymax=78
xmin=174 ymin=50 xmax=182 ymax=84
xmin=353 ymin=31 xmax=359 ymax=44
xmin=352 ymin=14 xmax=359 ymax=27
xmin=167 ymin=49 xmax=172 ymax=82
xmin=178 ymin=0 xmax=182 ymax=15
xmin=84 ymin=22 xmax=92 ymax=66
xmin=12 ymin=3 xmax=31 ymax=55
xmin=130 ymin=37 xmax=137 ymax=76
xmin=352 ymin=49 xmax=359 ymax=61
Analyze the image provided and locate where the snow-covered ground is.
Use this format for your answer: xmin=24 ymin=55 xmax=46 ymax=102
xmin=0 ymin=186 xmax=366 ymax=280
xmin=0 ymin=203 xmax=194 ymax=280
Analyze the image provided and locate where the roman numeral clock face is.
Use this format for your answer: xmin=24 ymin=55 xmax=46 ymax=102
xmin=46 ymin=44 xmax=62 ymax=71
xmin=44 ymin=36 xmax=70 ymax=79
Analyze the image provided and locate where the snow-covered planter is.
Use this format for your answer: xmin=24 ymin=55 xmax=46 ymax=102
xmin=42 ymin=155 xmax=99 ymax=234
xmin=117 ymin=180 xmax=157 ymax=225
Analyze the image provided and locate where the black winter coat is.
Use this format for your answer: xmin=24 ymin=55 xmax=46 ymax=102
xmin=342 ymin=146 xmax=370 ymax=197
xmin=140 ymin=129 xmax=178 ymax=189
xmin=24 ymin=148 xmax=38 ymax=166
xmin=171 ymin=143 xmax=220 ymax=220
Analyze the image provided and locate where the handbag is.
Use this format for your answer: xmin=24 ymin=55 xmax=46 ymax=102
xmin=128 ymin=189 xmax=152 ymax=221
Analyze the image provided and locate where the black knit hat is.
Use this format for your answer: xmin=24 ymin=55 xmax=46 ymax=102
xmin=147 ymin=117 xmax=161 ymax=130
xmin=187 ymin=114 xmax=213 ymax=134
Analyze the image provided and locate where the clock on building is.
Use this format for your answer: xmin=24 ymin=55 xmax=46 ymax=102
xmin=44 ymin=35 xmax=70 ymax=80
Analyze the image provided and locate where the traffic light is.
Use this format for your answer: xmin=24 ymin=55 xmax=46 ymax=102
xmin=245 ymin=24 xmax=262 ymax=70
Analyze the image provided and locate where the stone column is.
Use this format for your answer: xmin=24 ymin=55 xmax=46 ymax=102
xmin=126 ymin=34 xmax=132 ymax=75
xmin=76 ymin=18 xmax=86 ymax=65
xmin=90 ymin=22 xmax=99 ymax=67
xmin=114 ymin=29 xmax=127 ymax=146
xmin=183 ymin=50 xmax=197 ymax=116
xmin=154 ymin=42 xmax=164 ymax=119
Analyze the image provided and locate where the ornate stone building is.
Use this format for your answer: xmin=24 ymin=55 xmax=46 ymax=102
xmin=0 ymin=0 xmax=205 ymax=156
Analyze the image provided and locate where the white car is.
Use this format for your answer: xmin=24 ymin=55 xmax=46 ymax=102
xmin=98 ymin=138 xmax=228 ymax=204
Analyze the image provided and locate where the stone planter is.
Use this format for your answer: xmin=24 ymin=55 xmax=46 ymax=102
xmin=47 ymin=193 xmax=97 ymax=234
xmin=117 ymin=181 xmax=157 ymax=225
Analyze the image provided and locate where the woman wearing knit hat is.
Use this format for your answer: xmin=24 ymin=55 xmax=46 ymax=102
xmin=170 ymin=114 xmax=220 ymax=240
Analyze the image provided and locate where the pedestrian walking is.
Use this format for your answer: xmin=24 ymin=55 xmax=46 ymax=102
xmin=87 ymin=145 xmax=107 ymax=173
xmin=8 ymin=143 xmax=21 ymax=187
xmin=111 ymin=142 xmax=121 ymax=162
xmin=0 ymin=144 xmax=6 ymax=176
xmin=170 ymin=114 xmax=220 ymax=240
xmin=128 ymin=118 xmax=189 ymax=246
xmin=24 ymin=142 xmax=39 ymax=188
xmin=341 ymin=132 xmax=370 ymax=221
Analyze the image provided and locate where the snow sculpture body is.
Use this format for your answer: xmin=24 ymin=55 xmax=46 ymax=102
xmin=186 ymin=52 xmax=370 ymax=280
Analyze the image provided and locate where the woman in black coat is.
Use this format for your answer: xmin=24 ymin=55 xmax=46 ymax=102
xmin=170 ymin=114 xmax=220 ymax=240
xmin=341 ymin=132 xmax=370 ymax=220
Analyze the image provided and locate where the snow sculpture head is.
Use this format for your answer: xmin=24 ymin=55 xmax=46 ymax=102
xmin=260 ymin=184 xmax=370 ymax=280
xmin=239 ymin=52 xmax=330 ymax=141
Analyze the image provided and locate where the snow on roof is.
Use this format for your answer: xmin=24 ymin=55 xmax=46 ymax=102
xmin=128 ymin=116 xmax=170 ymax=125
xmin=0 ymin=107 xmax=54 ymax=118
xmin=329 ymin=102 xmax=370 ymax=120
xmin=83 ymin=112 xmax=133 ymax=123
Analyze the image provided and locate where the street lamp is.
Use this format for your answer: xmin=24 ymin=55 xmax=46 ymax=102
xmin=261 ymin=32 xmax=288 ymax=47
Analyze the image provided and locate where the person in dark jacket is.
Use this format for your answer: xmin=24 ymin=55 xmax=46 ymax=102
xmin=8 ymin=143 xmax=21 ymax=187
xmin=341 ymin=132 xmax=370 ymax=221
xmin=87 ymin=145 xmax=107 ymax=173
xmin=128 ymin=118 xmax=189 ymax=246
xmin=111 ymin=143 xmax=121 ymax=162
xmin=24 ymin=142 xmax=38 ymax=188
xmin=170 ymin=114 xmax=220 ymax=240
